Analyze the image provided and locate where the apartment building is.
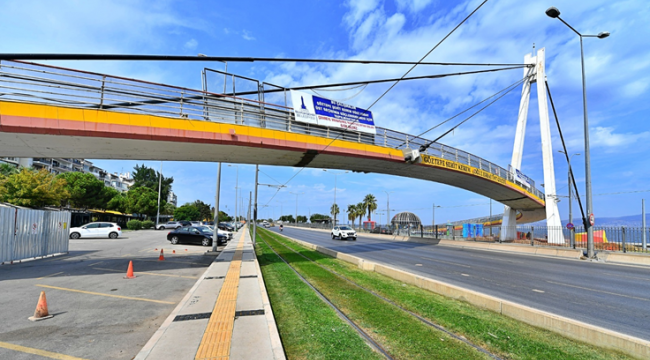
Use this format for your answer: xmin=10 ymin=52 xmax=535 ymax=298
xmin=0 ymin=157 xmax=134 ymax=192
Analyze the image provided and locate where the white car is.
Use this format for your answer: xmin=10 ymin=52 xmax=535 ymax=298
xmin=331 ymin=226 xmax=357 ymax=241
xmin=69 ymin=222 xmax=122 ymax=239
xmin=206 ymin=226 xmax=232 ymax=240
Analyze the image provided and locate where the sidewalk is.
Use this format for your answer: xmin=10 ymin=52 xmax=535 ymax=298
xmin=135 ymin=226 xmax=285 ymax=360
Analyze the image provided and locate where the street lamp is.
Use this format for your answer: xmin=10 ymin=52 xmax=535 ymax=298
xmin=323 ymin=169 xmax=348 ymax=225
xmin=383 ymin=191 xmax=394 ymax=226
xmin=432 ymin=203 xmax=441 ymax=238
xmin=546 ymin=6 xmax=609 ymax=259
xmin=228 ymin=164 xmax=239 ymax=226
xmin=290 ymin=192 xmax=304 ymax=225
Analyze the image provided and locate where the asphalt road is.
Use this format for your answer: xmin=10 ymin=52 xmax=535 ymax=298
xmin=269 ymin=226 xmax=650 ymax=341
xmin=0 ymin=229 xmax=227 ymax=360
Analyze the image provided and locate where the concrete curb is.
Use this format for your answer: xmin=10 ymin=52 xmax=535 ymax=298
xmin=253 ymin=245 xmax=286 ymax=359
xmin=281 ymin=233 xmax=650 ymax=359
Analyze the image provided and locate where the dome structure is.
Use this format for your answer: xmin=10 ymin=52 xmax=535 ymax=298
xmin=391 ymin=212 xmax=421 ymax=228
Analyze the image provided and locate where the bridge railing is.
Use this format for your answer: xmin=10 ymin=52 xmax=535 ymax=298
xmin=0 ymin=60 xmax=544 ymax=200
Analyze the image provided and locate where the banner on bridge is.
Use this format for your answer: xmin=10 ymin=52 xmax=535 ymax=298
xmin=290 ymin=90 xmax=376 ymax=135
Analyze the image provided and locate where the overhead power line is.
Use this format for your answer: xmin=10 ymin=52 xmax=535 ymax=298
xmin=367 ymin=0 xmax=490 ymax=110
xmin=0 ymin=53 xmax=528 ymax=67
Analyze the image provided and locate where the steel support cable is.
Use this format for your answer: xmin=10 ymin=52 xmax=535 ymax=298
xmin=255 ymin=231 xmax=394 ymax=360
xmin=0 ymin=53 xmax=529 ymax=67
xmin=397 ymin=75 xmax=529 ymax=149
xmin=546 ymin=81 xmax=588 ymax=229
xmin=262 ymin=230 xmax=502 ymax=360
xmin=366 ymin=0 xmax=490 ymax=111
xmin=419 ymin=76 xmax=528 ymax=151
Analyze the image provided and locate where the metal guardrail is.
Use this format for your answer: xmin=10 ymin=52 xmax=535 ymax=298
xmin=0 ymin=60 xmax=544 ymax=200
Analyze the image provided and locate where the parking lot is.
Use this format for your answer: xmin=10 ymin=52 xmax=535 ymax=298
xmin=0 ymin=230 xmax=224 ymax=360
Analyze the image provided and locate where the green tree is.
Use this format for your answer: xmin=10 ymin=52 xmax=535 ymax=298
xmin=347 ymin=205 xmax=356 ymax=225
xmin=126 ymin=187 xmax=159 ymax=218
xmin=0 ymin=163 xmax=19 ymax=177
xmin=296 ymin=215 xmax=308 ymax=223
xmin=132 ymin=164 xmax=173 ymax=206
xmin=280 ymin=215 xmax=295 ymax=223
xmin=330 ymin=203 xmax=340 ymax=224
xmin=57 ymin=172 xmax=107 ymax=209
xmin=174 ymin=203 xmax=201 ymax=221
xmin=0 ymin=168 xmax=69 ymax=207
xmin=363 ymin=194 xmax=377 ymax=221
xmin=193 ymin=200 xmax=212 ymax=221
xmin=356 ymin=202 xmax=365 ymax=228
xmin=107 ymin=192 xmax=128 ymax=213
xmin=310 ymin=213 xmax=330 ymax=223
xmin=217 ymin=211 xmax=232 ymax=222
xmin=161 ymin=202 xmax=176 ymax=215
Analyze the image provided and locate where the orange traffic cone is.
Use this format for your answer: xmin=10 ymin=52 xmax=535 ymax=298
xmin=158 ymin=249 xmax=165 ymax=261
xmin=124 ymin=260 xmax=136 ymax=279
xmin=28 ymin=291 xmax=53 ymax=321
xmin=172 ymin=250 xmax=176 ymax=254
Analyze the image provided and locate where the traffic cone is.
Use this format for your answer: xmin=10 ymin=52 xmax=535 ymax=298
xmin=172 ymin=250 xmax=176 ymax=254
xmin=28 ymin=291 xmax=53 ymax=321
xmin=158 ymin=249 xmax=165 ymax=261
xmin=124 ymin=260 xmax=136 ymax=279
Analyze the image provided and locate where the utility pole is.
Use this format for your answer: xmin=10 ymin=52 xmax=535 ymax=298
xmin=212 ymin=163 xmax=222 ymax=252
xmin=253 ymin=165 xmax=259 ymax=246
xmin=643 ymin=199 xmax=647 ymax=251
xmin=229 ymin=165 xmax=239 ymax=228
xmin=384 ymin=191 xmax=393 ymax=226
xmin=290 ymin=192 xmax=304 ymax=226
xmin=323 ymin=170 xmax=348 ymax=225
xmin=489 ymin=199 xmax=492 ymax=237
xmin=156 ymin=161 xmax=162 ymax=227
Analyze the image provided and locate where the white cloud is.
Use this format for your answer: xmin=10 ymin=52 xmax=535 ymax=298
xmin=185 ymin=39 xmax=198 ymax=50
xmin=344 ymin=0 xmax=381 ymax=28
xmin=395 ymin=0 xmax=434 ymax=13
xmin=591 ymin=126 xmax=650 ymax=148
xmin=242 ymin=30 xmax=256 ymax=41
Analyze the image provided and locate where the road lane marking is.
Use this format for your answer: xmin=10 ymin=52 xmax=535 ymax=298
xmin=461 ymin=273 xmax=470 ymax=277
xmin=87 ymin=262 xmax=103 ymax=266
xmin=546 ymin=280 xmax=650 ymax=302
xmin=35 ymin=284 xmax=175 ymax=304
xmin=419 ymin=257 xmax=471 ymax=268
xmin=139 ymin=259 xmax=208 ymax=265
xmin=92 ymin=267 xmax=197 ymax=279
xmin=0 ymin=341 xmax=89 ymax=360
xmin=532 ymin=289 xmax=545 ymax=293
xmin=37 ymin=272 xmax=64 ymax=280
xmin=121 ymin=254 xmax=133 ymax=258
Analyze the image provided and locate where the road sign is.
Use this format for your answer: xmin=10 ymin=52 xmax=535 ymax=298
xmin=589 ymin=213 xmax=595 ymax=226
xmin=566 ymin=222 xmax=574 ymax=230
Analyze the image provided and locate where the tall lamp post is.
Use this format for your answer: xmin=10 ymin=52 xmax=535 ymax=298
xmin=323 ymin=170 xmax=348 ymax=225
xmin=155 ymin=161 xmax=162 ymax=227
xmin=432 ymin=203 xmax=441 ymax=238
xmin=383 ymin=191 xmax=394 ymax=226
xmin=290 ymin=192 xmax=304 ymax=226
xmin=558 ymin=151 xmax=581 ymax=224
xmin=546 ymin=6 xmax=609 ymax=259
xmin=228 ymin=164 xmax=239 ymax=228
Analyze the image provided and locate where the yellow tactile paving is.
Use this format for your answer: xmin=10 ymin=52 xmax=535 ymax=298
xmin=195 ymin=231 xmax=247 ymax=360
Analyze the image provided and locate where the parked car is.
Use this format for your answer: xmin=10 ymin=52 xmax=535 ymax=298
xmin=190 ymin=221 xmax=202 ymax=227
xmin=218 ymin=223 xmax=235 ymax=232
xmin=331 ymin=226 xmax=357 ymax=241
xmin=69 ymin=222 xmax=121 ymax=239
xmin=206 ymin=225 xmax=232 ymax=240
xmin=166 ymin=226 xmax=227 ymax=246
xmin=157 ymin=221 xmax=191 ymax=230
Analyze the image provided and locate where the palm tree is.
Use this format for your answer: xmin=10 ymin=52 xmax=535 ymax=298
xmin=363 ymin=194 xmax=377 ymax=221
xmin=356 ymin=202 xmax=365 ymax=228
xmin=347 ymin=204 xmax=356 ymax=224
xmin=330 ymin=203 xmax=340 ymax=225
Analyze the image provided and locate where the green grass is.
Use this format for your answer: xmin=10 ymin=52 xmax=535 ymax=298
xmin=259 ymin=228 xmax=636 ymax=360
xmin=255 ymin=233 xmax=383 ymax=359
xmin=257 ymin=229 xmax=492 ymax=360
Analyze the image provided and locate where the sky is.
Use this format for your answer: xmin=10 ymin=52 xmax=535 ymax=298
xmin=2 ymin=0 xmax=649 ymax=224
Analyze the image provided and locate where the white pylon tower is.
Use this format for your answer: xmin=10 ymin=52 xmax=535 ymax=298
xmin=501 ymin=48 xmax=563 ymax=243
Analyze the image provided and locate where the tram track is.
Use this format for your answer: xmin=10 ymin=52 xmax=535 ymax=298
xmin=256 ymin=229 xmax=502 ymax=360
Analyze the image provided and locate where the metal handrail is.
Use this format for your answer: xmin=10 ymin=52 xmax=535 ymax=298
xmin=0 ymin=60 xmax=545 ymax=200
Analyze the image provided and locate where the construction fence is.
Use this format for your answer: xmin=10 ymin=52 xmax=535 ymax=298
xmin=0 ymin=205 xmax=70 ymax=264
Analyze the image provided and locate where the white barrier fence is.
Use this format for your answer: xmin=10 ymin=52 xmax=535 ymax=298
xmin=0 ymin=205 xmax=70 ymax=264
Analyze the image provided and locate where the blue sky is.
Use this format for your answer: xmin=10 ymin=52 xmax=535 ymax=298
xmin=2 ymin=0 xmax=649 ymax=224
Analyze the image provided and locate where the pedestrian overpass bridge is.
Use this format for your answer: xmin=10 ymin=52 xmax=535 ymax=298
xmin=0 ymin=60 xmax=546 ymax=223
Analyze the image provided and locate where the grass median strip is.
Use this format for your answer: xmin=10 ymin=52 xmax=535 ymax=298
xmin=261 ymin=229 xmax=635 ymax=360
xmin=257 ymin=229 xmax=491 ymax=360
xmin=255 ymin=235 xmax=384 ymax=359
